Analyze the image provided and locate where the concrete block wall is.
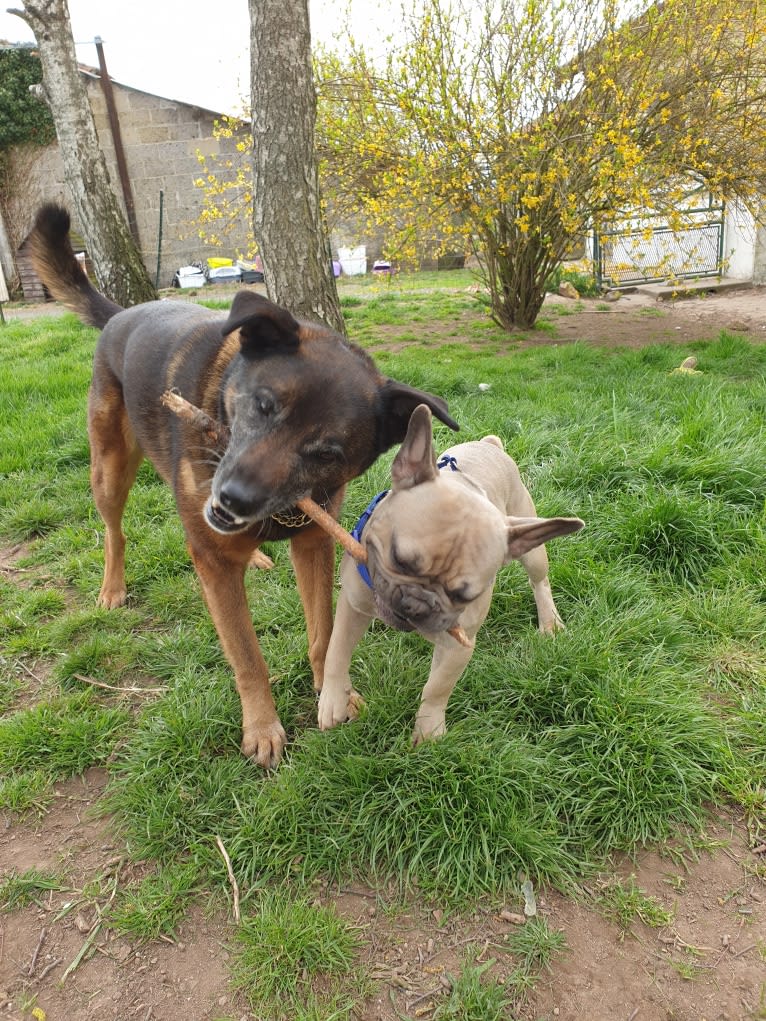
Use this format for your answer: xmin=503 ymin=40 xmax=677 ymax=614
xmin=86 ymin=78 xmax=251 ymax=286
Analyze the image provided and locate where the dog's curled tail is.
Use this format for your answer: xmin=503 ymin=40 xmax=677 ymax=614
xmin=29 ymin=204 xmax=123 ymax=329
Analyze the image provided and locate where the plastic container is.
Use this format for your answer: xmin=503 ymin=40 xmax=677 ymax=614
xmin=173 ymin=265 xmax=206 ymax=288
xmin=338 ymin=245 xmax=367 ymax=276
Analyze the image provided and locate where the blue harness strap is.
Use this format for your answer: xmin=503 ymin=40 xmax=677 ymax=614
xmin=353 ymin=454 xmax=459 ymax=589
xmin=351 ymin=490 xmax=389 ymax=588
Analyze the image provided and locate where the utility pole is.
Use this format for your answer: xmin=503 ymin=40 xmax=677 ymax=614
xmin=94 ymin=36 xmax=141 ymax=247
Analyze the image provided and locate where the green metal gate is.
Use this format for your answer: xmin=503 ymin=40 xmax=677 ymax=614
xmin=595 ymin=190 xmax=725 ymax=289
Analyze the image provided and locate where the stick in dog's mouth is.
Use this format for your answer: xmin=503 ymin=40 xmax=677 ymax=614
xmin=160 ymin=389 xmax=472 ymax=648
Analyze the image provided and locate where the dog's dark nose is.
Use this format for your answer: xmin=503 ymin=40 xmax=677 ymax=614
xmin=397 ymin=590 xmax=432 ymax=623
xmin=218 ymin=478 xmax=259 ymax=518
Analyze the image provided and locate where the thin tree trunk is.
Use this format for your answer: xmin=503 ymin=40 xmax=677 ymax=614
xmin=10 ymin=0 xmax=157 ymax=307
xmin=480 ymin=218 xmax=551 ymax=330
xmin=0 ymin=203 xmax=17 ymax=288
xmin=249 ymin=0 xmax=345 ymax=333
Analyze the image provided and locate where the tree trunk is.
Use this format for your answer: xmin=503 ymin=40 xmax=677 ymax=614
xmin=249 ymin=0 xmax=345 ymax=334
xmin=481 ymin=220 xmax=551 ymax=330
xmin=0 ymin=203 xmax=17 ymax=289
xmin=9 ymin=0 xmax=157 ymax=307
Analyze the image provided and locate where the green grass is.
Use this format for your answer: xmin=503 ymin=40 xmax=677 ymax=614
xmin=0 ymin=868 xmax=69 ymax=910
xmin=339 ymin=287 xmax=485 ymax=345
xmin=108 ymin=861 xmax=199 ymax=940
xmin=433 ymin=954 xmax=514 ymax=1020
xmin=594 ymin=875 xmax=675 ymax=933
xmin=0 ymin=688 xmax=130 ymax=813
xmin=503 ymin=916 xmax=568 ymax=1000
xmin=1 ymin=288 xmax=765 ymax=1017
xmin=432 ymin=920 xmax=567 ymax=1018
xmin=230 ymin=888 xmax=361 ymax=1020
xmin=337 ymin=267 xmax=476 ymax=293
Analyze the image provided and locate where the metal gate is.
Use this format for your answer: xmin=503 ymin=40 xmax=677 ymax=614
xmin=595 ymin=190 xmax=725 ymax=288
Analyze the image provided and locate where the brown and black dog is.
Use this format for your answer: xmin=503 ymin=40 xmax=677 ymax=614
xmin=30 ymin=204 xmax=459 ymax=768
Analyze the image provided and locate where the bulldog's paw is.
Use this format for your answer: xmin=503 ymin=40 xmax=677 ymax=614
xmin=241 ymin=719 xmax=287 ymax=770
xmin=411 ymin=712 xmax=447 ymax=746
xmin=539 ymin=613 xmax=565 ymax=635
xmin=347 ymin=689 xmax=365 ymax=719
xmin=317 ymin=684 xmax=364 ymax=730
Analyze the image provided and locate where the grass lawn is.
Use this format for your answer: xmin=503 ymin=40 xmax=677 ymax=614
xmin=1 ymin=283 xmax=764 ymax=1019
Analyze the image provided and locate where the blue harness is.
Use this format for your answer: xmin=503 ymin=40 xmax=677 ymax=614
xmin=352 ymin=454 xmax=459 ymax=589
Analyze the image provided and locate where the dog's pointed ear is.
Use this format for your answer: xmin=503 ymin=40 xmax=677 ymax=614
xmin=378 ymin=380 xmax=459 ymax=451
xmin=222 ymin=291 xmax=300 ymax=354
xmin=504 ymin=516 xmax=584 ymax=563
xmin=390 ymin=405 xmax=439 ymax=490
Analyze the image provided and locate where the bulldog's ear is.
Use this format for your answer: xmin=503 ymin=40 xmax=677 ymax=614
xmin=504 ymin=515 xmax=584 ymax=563
xmin=377 ymin=380 xmax=459 ymax=451
xmin=391 ymin=404 xmax=439 ymax=490
xmin=222 ymin=291 xmax=300 ymax=355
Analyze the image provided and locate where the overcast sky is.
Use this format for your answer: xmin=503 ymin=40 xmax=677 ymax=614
xmin=0 ymin=0 xmax=388 ymax=114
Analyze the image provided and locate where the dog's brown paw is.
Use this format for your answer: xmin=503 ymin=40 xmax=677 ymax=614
xmin=346 ymin=689 xmax=365 ymax=720
xmin=97 ymin=586 xmax=127 ymax=609
xmin=241 ymin=720 xmax=287 ymax=770
xmin=249 ymin=549 xmax=274 ymax=570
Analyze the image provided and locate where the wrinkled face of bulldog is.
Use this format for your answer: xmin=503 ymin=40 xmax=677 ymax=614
xmin=363 ymin=486 xmax=508 ymax=634
xmin=362 ymin=404 xmax=508 ymax=636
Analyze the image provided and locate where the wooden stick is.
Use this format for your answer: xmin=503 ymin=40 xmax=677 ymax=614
xmin=36 ymin=957 xmax=62 ymax=981
xmin=73 ymin=673 xmax=168 ymax=695
xmin=160 ymin=390 xmax=230 ymax=448
xmin=447 ymin=625 xmax=472 ymax=648
xmin=26 ymin=927 xmax=46 ymax=976
xmin=215 ymin=835 xmax=241 ymax=924
xmin=295 ymin=496 xmax=367 ymax=562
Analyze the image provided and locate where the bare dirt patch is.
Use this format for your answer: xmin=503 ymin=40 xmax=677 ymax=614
xmin=1 ymin=770 xmax=239 ymax=1021
xmin=537 ymin=285 xmax=766 ymax=349
xmin=354 ymin=284 xmax=766 ymax=354
xmin=329 ymin=813 xmax=766 ymax=1021
xmin=2 ymin=773 xmax=763 ymax=1021
xmin=528 ymin=816 xmax=765 ymax=1021
xmin=0 ymin=546 xmax=38 ymax=588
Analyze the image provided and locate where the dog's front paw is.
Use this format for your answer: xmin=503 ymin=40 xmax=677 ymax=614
xmin=317 ymin=684 xmax=364 ymax=730
xmin=411 ymin=710 xmax=447 ymax=746
xmin=539 ymin=613 xmax=564 ymax=635
xmin=97 ymin=584 xmax=127 ymax=609
xmin=249 ymin=549 xmax=274 ymax=570
xmin=241 ymin=719 xmax=287 ymax=770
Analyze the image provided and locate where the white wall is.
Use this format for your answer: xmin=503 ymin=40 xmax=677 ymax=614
xmin=723 ymin=202 xmax=755 ymax=280
xmin=753 ymin=203 xmax=766 ymax=286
